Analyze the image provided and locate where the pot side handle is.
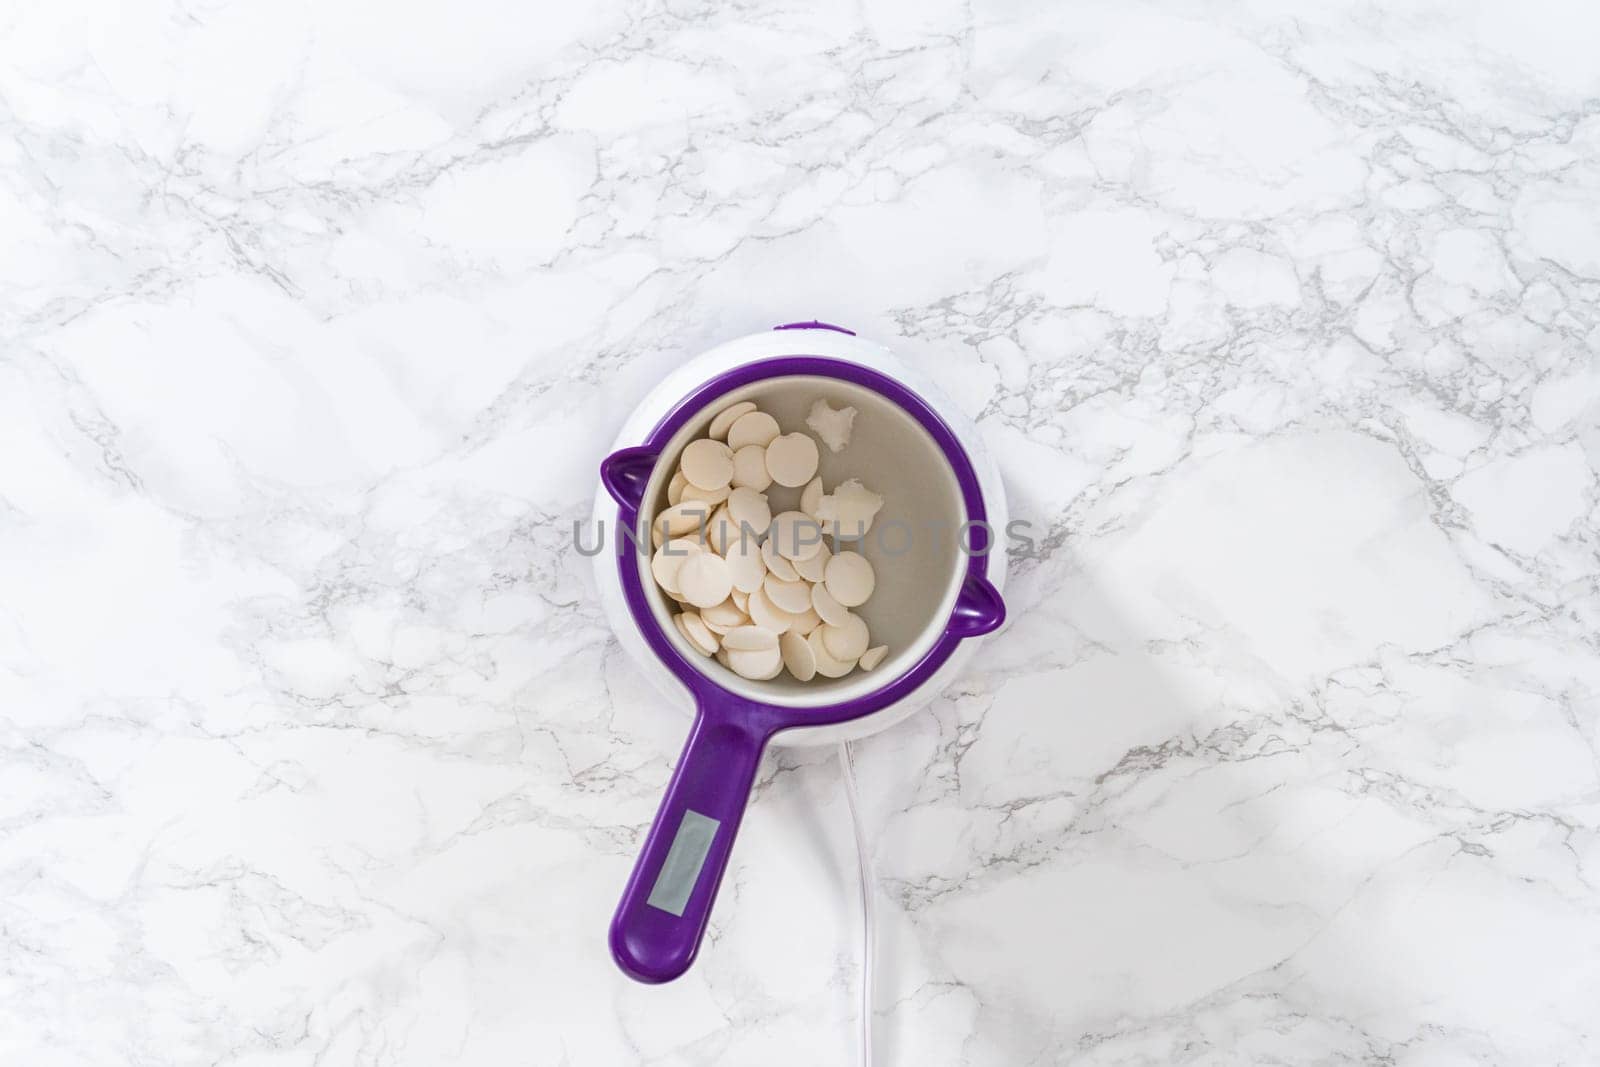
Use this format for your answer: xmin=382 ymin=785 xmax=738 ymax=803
xmin=601 ymin=446 xmax=659 ymax=515
xmin=949 ymin=572 xmax=1005 ymax=638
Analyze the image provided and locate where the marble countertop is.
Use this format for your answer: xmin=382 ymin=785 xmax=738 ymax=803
xmin=4 ymin=0 xmax=1599 ymax=1063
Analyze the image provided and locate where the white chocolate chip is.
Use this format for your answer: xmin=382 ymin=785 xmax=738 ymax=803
xmin=722 ymin=625 xmax=779 ymax=652
xmin=769 ymin=511 xmax=825 ymax=561
xmin=821 ymin=612 xmax=869 ymax=661
xmin=764 ymin=432 xmax=820 ymax=488
xmin=677 ymin=552 xmax=732 ymax=609
xmin=656 ymin=500 xmax=712 ymax=535
xmin=788 ymin=604 xmax=822 ymax=636
xmin=723 ymin=534 xmax=767 ymax=594
xmin=674 ymin=612 xmax=717 ymax=656
xmin=652 ymin=501 xmax=712 ymax=546
xmin=727 ymin=644 xmax=783 ymax=680
xmin=701 ymin=597 xmax=747 ymax=631
xmin=725 ymin=486 xmax=772 ymax=539
xmin=760 ymin=538 xmax=799 ymax=582
xmin=731 ymin=444 xmax=773 ymax=491
xmin=681 ymin=439 xmax=734 ymax=491
xmin=680 ymin=481 xmax=730 ymax=506
xmin=810 ymin=582 xmax=849 ymax=627
xmin=799 ymin=476 xmax=824 ymax=518
xmin=727 ymin=411 xmax=781 ymax=451
xmin=680 ymin=612 xmax=721 ymax=656
xmin=858 ymin=645 xmax=888 ymax=672
xmin=747 ymin=583 xmax=798 ymax=634
xmin=763 ymin=574 xmax=813 ymax=614
xmin=823 ymin=550 xmax=875 ymax=607
xmin=668 ymin=469 xmax=688 ymax=506
xmin=704 ymin=506 xmax=737 ymax=554
xmin=701 ymin=614 xmax=741 ymax=636
xmin=793 ymin=539 xmax=830 ymax=583
xmin=780 ymin=630 xmax=816 ymax=681
xmin=808 ymin=628 xmax=854 ymax=678
xmin=806 ymin=398 xmax=857 ymax=453
xmin=708 ymin=401 xmax=757 ymax=441
xmin=650 ymin=537 xmax=702 ymax=595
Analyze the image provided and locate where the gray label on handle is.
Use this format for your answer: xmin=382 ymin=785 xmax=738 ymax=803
xmin=646 ymin=809 xmax=720 ymax=917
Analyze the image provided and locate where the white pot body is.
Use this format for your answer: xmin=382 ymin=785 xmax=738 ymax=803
xmin=590 ymin=326 xmax=1008 ymax=746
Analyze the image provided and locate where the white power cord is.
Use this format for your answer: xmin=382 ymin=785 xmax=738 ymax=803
xmin=838 ymin=742 xmax=875 ymax=1067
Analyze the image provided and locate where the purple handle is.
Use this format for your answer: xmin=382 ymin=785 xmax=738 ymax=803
xmin=950 ymin=573 xmax=1006 ymax=637
xmin=601 ymin=446 xmax=659 ymax=514
xmin=610 ymin=696 xmax=770 ymax=983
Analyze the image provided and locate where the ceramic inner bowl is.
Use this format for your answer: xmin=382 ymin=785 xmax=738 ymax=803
xmin=633 ymin=374 xmax=968 ymax=707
